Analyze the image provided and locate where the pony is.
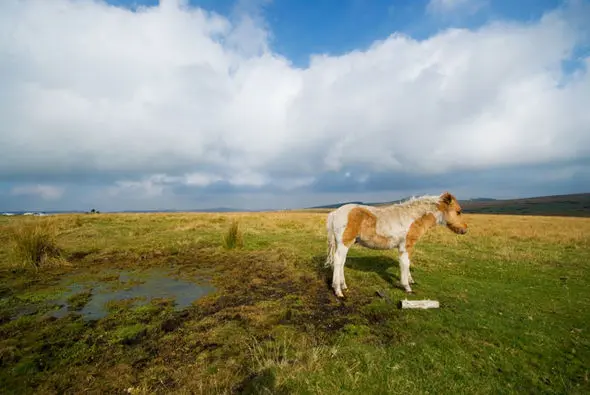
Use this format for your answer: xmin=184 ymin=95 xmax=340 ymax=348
xmin=325 ymin=191 xmax=468 ymax=297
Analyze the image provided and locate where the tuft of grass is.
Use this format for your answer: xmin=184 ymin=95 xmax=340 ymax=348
xmin=109 ymin=323 xmax=148 ymax=345
xmin=9 ymin=221 xmax=64 ymax=270
xmin=1 ymin=212 xmax=590 ymax=394
xmin=222 ymin=219 xmax=244 ymax=249
xmin=66 ymin=290 xmax=93 ymax=311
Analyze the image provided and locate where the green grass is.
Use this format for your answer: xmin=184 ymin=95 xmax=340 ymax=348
xmin=0 ymin=212 xmax=589 ymax=394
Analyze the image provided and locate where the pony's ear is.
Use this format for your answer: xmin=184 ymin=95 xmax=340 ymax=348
xmin=440 ymin=191 xmax=453 ymax=205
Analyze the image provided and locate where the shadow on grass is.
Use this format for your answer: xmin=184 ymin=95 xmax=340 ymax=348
xmin=238 ymin=368 xmax=290 ymax=395
xmin=345 ymin=256 xmax=400 ymax=286
xmin=311 ymin=254 xmax=401 ymax=291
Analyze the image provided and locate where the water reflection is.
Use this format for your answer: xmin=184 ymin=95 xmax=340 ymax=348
xmin=51 ymin=268 xmax=214 ymax=321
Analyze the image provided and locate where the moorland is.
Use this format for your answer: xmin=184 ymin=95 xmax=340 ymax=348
xmin=1 ymin=210 xmax=589 ymax=394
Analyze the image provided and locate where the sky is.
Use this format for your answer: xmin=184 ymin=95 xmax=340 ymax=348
xmin=0 ymin=0 xmax=589 ymax=212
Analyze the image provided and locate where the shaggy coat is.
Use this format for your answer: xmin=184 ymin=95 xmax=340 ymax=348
xmin=325 ymin=192 xmax=468 ymax=297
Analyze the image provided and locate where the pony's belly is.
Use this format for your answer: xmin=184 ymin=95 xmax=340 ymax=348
xmin=355 ymin=235 xmax=397 ymax=250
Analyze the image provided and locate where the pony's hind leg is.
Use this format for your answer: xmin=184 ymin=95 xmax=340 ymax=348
xmin=340 ymin=255 xmax=348 ymax=292
xmin=332 ymin=243 xmax=350 ymax=298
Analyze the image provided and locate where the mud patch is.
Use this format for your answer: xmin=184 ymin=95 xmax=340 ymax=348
xmin=50 ymin=268 xmax=215 ymax=321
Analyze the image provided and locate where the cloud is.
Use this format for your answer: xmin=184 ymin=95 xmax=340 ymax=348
xmin=0 ymin=0 xmax=589 ymax=206
xmin=10 ymin=184 xmax=64 ymax=200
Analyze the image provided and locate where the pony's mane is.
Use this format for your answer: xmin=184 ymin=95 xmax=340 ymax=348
xmin=396 ymin=194 xmax=441 ymax=208
xmin=385 ymin=194 xmax=442 ymax=217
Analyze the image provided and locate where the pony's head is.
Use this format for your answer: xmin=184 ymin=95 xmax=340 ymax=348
xmin=438 ymin=192 xmax=468 ymax=235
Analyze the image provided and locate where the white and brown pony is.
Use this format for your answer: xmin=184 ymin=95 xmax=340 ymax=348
xmin=325 ymin=192 xmax=468 ymax=297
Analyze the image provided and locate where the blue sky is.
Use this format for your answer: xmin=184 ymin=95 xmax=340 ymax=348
xmin=0 ymin=0 xmax=589 ymax=211
xmin=111 ymin=0 xmax=569 ymax=66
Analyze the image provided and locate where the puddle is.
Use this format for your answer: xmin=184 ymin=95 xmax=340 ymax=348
xmin=50 ymin=268 xmax=215 ymax=321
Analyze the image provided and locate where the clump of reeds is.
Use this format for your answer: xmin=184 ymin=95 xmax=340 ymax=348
xmin=9 ymin=220 xmax=64 ymax=269
xmin=222 ymin=219 xmax=244 ymax=249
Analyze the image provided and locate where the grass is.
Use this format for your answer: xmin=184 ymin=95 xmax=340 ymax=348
xmin=7 ymin=219 xmax=64 ymax=270
xmin=0 ymin=212 xmax=589 ymax=394
xmin=223 ymin=219 xmax=244 ymax=249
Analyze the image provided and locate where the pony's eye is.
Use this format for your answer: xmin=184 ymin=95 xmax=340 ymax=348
xmin=457 ymin=210 xmax=462 ymax=215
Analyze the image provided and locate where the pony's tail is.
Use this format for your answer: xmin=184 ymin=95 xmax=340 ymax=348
xmin=325 ymin=211 xmax=337 ymax=268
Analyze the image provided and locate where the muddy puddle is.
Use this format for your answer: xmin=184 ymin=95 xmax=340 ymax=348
xmin=50 ymin=268 xmax=215 ymax=321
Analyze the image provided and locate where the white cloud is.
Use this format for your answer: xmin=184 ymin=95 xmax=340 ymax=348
xmin=228 ymin=170 xmax=268 ymax=187
xmin=0 ymin=0 xmax=589 ymax=194
xmin=183 ymin=172 xmax=222 ymax=187
xmin=106 ymin=169 xmax=273 ymax=198
xmin=108 ymin=179 xmax=166 ymax=198
xmin=10 ymin=185 xmax=64 ymax=200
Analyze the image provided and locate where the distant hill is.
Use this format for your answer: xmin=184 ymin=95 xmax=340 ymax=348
xmin=308 ymin=196 xmax=492 ymax=210
xmin=459 ymin=193 xmax=590 ymax=217
xmin=464 ymin=197 xmax=498 ymax=202
xmin=307 ymin=196 xmax=419 ymax=209
xmin=308 ymin=193 xmax=590 ymax=218
xmin=4 ymin=193 xmax=589 ymax=218
xmin=1 ymin=207 xmax=253 ymax=215
xmin=115 ymin=207 xmax=252 ymax=213
xmin=307 ymin=201 xmax=365 ymax=209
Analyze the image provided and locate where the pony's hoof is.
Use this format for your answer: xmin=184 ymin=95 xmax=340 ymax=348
xmin=335 ymin=290 xmax=344 ymax=298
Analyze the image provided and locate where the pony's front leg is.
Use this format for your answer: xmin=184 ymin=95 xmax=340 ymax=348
xmin=399 ymin=252 xmax=413 ymax=293
xmin=341 ymin=263 xmax=348 ymax=291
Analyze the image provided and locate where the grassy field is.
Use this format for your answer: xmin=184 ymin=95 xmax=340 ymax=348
xmin=1 ymin=211 xmax=589 ymax=394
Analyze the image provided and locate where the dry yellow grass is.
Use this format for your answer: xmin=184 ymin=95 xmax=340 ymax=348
xmin=1 ymin=211 xmax=590 ymax=394
xmin=2 ymin=211 xmax=588 ymax=267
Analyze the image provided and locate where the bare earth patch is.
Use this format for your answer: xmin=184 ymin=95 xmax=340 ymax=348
xmin=0 ymin=212 xmax=589 ymax=394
